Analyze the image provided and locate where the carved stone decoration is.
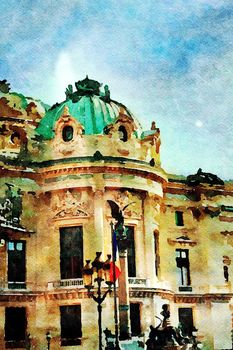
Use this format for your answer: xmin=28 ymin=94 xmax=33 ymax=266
xmin=54 ymin=106 xmax=84 ymax=142
xmin=104 ymin=108 xmax=137 ymax=140
xmin=221 ymin=231 xmax=233 ymax=236
xmin=0 ymin=184 xmax=24 ymax=230
xmin=167 ymin=236 xmax=197 ymax=247
xmin=54 ymin=208 xmax=88 ymax=219
xmin=223 ymin=256 xmax=231 ymax=266
xmin=52 ymin=189 xmax=92 ymax=219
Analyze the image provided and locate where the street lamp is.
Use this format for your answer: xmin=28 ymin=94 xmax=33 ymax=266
xmin=46 ymin=331 xmax=51 ymax=350
xmin=82 ymin=252 xmax=113 ymax=350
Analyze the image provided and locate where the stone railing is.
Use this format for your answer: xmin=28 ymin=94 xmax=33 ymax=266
xmin=0 ymin=281 xmax=27 ymax=290
xmin=48 ymin=278 xmax=84 ymax=289
xmin=128 ymin=277 xmax=148 ymax=287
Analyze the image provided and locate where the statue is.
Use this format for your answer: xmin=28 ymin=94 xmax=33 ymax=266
xmin=65 ymin=84 xmax=73 ymax=100
xmin=107 ymin=200 xmax=134 ymax=237
xmin=0 ymin=79 xmax=11 ymax=93
xmin=104 ymin=85 xmax=111 ymax=102
xmin=151 ymin=121 xmax=156 ymax=130
xmin=186 ymin=168 xmax=224 ymax=186
xmin=145 ymin=304 xmax=191 ymax=349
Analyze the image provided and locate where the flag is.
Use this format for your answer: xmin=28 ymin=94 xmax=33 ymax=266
xmin=110 ymin=228 xmax=121 ymax=282
xmin=109 ymin=262 xmax=121 ymax=282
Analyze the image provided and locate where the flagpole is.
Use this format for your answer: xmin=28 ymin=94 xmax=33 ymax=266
xmin=111 ymin=222 xmax=121 ymax=350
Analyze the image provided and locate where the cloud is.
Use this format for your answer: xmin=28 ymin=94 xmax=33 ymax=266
xmin=0 ymin=0 xmax=232 ymax=178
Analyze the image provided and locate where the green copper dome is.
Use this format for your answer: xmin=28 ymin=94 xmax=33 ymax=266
xmin=35 ymin=77 xmax=136 ymax=140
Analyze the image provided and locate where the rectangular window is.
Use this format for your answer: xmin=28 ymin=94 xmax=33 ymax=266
xmin=60 ymin=305 xmax=82 ymax=346
xmin=176 ymin=249 xmax=191 ymax=288
xmin=178 ymin=308 xmax=194 ymax=337
xmin=5 ymin=307 xmax=26 ymax=348
xmin=126 ymin=226 xmax=136 ymax=277
xmin=175 ymin=211 xmax=184 ymax=226
xmin=60 ymin=226 xmax=83 ymax=279
xmin=7 ymin=241 xmax=26 ymax=289
xmin=130 ymin=303 xmax=141 ymax=336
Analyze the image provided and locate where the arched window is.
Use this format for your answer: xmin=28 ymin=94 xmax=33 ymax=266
xmin=118 ymin=125 xmax=128 ymax=142
xmin=10 ymin=132 xmax=20 ymax=145
xmin=62 ymin=125 xmax=74 ymax=142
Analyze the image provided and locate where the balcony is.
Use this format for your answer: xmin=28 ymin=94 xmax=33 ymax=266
xmin=48 ymin=278 xmax=84 ymax=290
xmin=128 ymin=278 xmax=148 ymax=287
xmin=0 ymin=281 xmax=27 ymax=291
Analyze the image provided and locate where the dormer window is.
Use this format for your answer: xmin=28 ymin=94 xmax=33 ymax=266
xmin=118 ymin=125 xmax=128 ymax=142
xmin=62 ymin=125 xmax=74 ymax=142
xmin=10 ymin=132 xmax=21 ymax=145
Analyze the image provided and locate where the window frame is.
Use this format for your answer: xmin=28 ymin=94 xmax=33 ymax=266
xmin=7 ymin=240 xmax=26 ymax=289
xmin=5 ymin=307 xmax=27 ymax=348
xmin=178 ymin=307 xmax=194 ymax=337
xmin=175 ymin=211 xmax=184 ymax=226
xmin=126 ymin=225 xmax=136 ymax=278
xmin=60 ymin=305 xmax=82 ymax=346
xmin=176 ymin=249 xmax=191 ymax=287
xmin=130 ymin=303 xmax=142 ymax=336
xmin=59 ymin=226 xmax=84 ymax=280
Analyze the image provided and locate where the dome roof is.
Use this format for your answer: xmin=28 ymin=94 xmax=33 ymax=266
xmin=36 ymin=76 xmax=140 ymax=139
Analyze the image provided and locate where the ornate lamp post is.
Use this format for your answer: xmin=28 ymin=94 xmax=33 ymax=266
xmin=82 ymin=252 xmax=113 ymax=350
xmin=108 ymin=200 xmax=132 ymax=343
xmin=46 ymin=331 xmax=51 ymax=350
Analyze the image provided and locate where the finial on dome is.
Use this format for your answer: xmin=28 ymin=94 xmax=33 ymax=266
xmin=63 ymin=105 xmax=70 ymax=116
xmin=119 ymin=106 xmax=127 ymax=115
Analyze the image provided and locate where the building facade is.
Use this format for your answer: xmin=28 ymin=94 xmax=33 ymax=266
xmin=0 ymin=77 xmax=232 ymax=349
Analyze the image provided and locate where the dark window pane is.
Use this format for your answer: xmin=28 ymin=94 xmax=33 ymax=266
xmin=130 ymin=303 xmax=141 ymax=336
xmin=126 ymin=226 xmax=136 ymax=277
xmin=176 ymin=249 xmax=191 ymax=286
xmin=5 ymin=307 xmax=26 ymax=341
xmin=175 ymin=211 xmax=184 ymax=226
xmin=60 ymin=227 xmax=83 ymax=279
xmin=7 ymin=241 xmax=26 ymax=286
xmin=178 ymin=308 xmax=193 ymax=337
xmin=62 ymin=125 xmax=74 ymax=142
xmin=118 ymin=125 xmax=128 ymax=142
xmin=60 ymin=305 xmax=82 ymax=344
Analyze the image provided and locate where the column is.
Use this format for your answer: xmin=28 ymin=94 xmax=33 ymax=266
xmin=0 ymin=306 xmax=5 ymax=350
xmin=92 ymin=188 xmax=105 ymax=253
xmin=118 ymin=248 xmax=131 ymax=340
xmin=0 ymin=243 xmax=7 ymax=287
xmin=143 ymin=193 xmax=160 ymax=287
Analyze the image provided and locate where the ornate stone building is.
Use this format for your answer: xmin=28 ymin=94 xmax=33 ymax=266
xmin=0 ymin=77 xmax=232 ymax=349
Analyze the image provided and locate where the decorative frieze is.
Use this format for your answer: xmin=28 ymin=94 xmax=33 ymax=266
xmin=167 ymin=237 xmax=197 ymax=247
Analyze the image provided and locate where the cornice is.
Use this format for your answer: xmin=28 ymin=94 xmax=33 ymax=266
xmin=174 ymin=293 xmax=233 ymax=303
xmin=164 ymin=182 xmax=233 ymax=197
xmin=0 ymin=289 xmax=232 ymax=304
xmin=0 ymin=163 xmax=166 ymax=185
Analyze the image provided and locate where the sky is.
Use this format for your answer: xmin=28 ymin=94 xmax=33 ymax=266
xmin=0 ymin=0 xmax=232 ymax=179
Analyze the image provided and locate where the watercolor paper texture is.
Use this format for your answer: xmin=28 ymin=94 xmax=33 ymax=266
xmin=0 ymin=1 xmax=232 ymax=349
